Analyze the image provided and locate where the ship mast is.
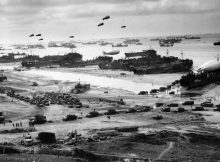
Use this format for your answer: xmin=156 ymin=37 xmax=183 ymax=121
xmin=180 ymin=51 xmax=183 ymax=59
xmin=166 ymin=49 xmax=169 ymax=57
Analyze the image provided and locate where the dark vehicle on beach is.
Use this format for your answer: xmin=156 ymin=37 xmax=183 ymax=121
xmin=182 ymin=101 xmax=194 ymax=105
xmin=0 ymin=116 xmax=5 ymax=123
xmin=201 ymin=102 xmax=213 ymax=107
xmin=0 ymin=76 xmax=7 ymax=82
xmin=177 ymin=107 xmax=186 ymax=112
xmin=37 ymin=132 xmax=56 ymax=144
xmin=63 ymin=114 xmax=78 ymax=121
xmin=166 ymin=85 xmax=172 ymax=90
xmin=126 ymin=108 xmax=137 ymax=113
xmin=32 ymin=82 xmax=38 ymax=86
xmin=150 ymin=89 xmax=159 ymax=94
xmin=161 ymin=107 xmax=171 ymax=112
xmin=169 ymin=91 xmax=175 ymax=95
xmin=29 ymin=115 xmax=47 ymax=124
xmin=104 ymin=109 xmax=117 ymax=115
xmin=167 ymin=103 xmax=179 ymax=107
xmin=137 ymin=106 xmax=152 ymax=112
xmin=193 ymin=106 xmax=205 ymax=111
xmin=86 ymin=110 xmax=100 ymax=118
xmin=71 ymin=82 xmax=90 ymax=94
xmin=21 ymin=134 xmax=33 ymax=146
xmin=153 ymin=115 xmax=163 ymax=120
xmin=159 ymin=87 xmax=167 ymax=92
xmin=138 ymin=91 xmax=148 ymax=95
xmin=156 ymin=103 xmax=164 ymax=107
xmin=214 ymin=106 xmax=220 ymax=112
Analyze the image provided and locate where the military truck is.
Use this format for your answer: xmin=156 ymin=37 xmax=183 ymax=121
xmin=63 ymin=114 xmax=78 ymax=121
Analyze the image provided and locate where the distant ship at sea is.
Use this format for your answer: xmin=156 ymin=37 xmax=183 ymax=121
xmin=136 ymin=42 xmax=143 ymax=45
xmin=28 ymin=44 xmax=45 ymax=49
xmin=159 ymin=40 xmax=174 ymax=47
xmin=82 ymin=42 xmax=97 ymax=45
xmin=112 ymin=43 xmax=128 ymax=47
xmin=48 ymin=42 xmax=76 ymax=48
xmin=123 ymin=39 xmax=140 ymax=44
xmin=99 ymin=42 xmax=110 ymax=46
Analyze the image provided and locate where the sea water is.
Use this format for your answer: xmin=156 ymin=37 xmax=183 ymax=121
xmin=1 ymin=34 xmax=220 ymax=93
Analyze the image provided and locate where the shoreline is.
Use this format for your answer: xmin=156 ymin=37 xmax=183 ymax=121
xmin=53 ymin=65 xmax=185 ymax=85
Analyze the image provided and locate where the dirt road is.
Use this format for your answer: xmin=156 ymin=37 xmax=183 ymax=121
xmin=157 ymin=142 xmax=174 ymax=159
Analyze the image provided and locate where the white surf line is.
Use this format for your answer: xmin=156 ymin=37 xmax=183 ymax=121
xmin=157 ymin=142 xmax=174 ymax=159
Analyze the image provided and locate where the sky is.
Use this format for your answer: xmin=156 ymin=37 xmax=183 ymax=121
xmin=0 ymin=0 xmax=220 ymax=43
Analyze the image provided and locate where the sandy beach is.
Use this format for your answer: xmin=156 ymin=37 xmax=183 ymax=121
xmin=0 ymin=66 xmax=220 ymax=161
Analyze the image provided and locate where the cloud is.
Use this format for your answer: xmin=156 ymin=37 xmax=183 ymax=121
xmin=0 ymin=0 xmax=220 ymax=43
xmin=0 ymin=0 xmax=219 ymax=25
xmin=1 ymin=0 xmax=220 ymax=19
xmin=0 ymin=0 xmax=218 ymax=29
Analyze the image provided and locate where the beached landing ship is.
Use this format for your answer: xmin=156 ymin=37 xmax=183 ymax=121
xmin=21 ymin=52 xmax=83 ymax=68
xmin=99 ymin=49 xmax=193 ymax=74
xmin=179 ymin=59 xmax=220 ymax=89
xmin=159 ymin=39 xmax=174 ymax=47
xmin=125 ymin=49 xmax=156 ymax=58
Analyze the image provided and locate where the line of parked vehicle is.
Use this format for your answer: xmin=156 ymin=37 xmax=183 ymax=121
xmin=156 ymin=100 xmax=220 ymax=112
xmin=1 ymin=87 xmax=83 ymax=108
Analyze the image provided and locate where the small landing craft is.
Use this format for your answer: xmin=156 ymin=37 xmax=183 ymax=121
xmin=29 ymin=34 xmax=34 ymax=37
xmin=36 ymin=34 xmax=41 ymax=37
